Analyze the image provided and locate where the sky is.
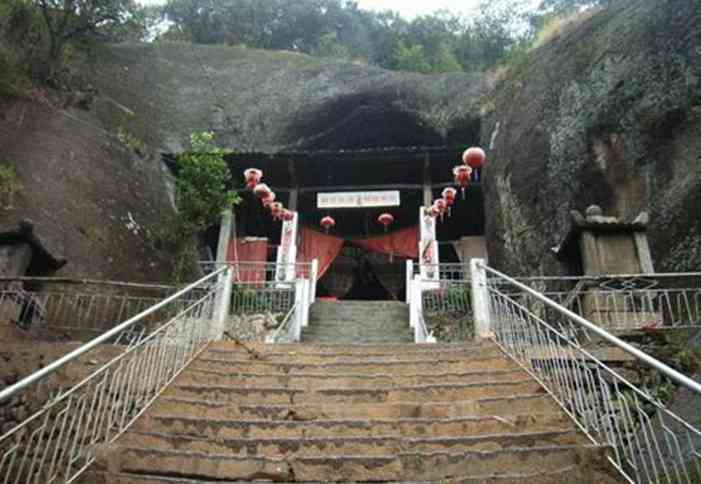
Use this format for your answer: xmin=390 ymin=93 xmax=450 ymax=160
xmin=355 ymin=0 xmax=482 ymax=19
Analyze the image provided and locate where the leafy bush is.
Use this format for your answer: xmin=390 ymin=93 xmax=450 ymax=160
xmin=0 ymin=163 xmax=22 ymax=208
xmin=175 ymin=131 xmax=240 ymax=234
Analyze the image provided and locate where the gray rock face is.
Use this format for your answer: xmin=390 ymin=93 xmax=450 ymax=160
xmin=80 ymin=44 xmax=485 ymax=154
xmin=482 ymin=0 xmax=701 ymax=275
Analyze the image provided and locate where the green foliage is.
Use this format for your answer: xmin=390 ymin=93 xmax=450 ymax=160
xmin=117 ymin=126 xmax=146 ymax=155
xmin=0 ymin=163 xmax=22 ymax=208
xmin=175 ymin=131 xmax=240 ymax=234
xmin=395 ymin=41 xmax=431 ymax=74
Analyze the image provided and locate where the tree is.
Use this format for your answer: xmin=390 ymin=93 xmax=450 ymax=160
xmin=394 ymin=41 xmax=431 ymax=74
xmin=175 ymin=131 xmax=240 ymax=234
xmin=35 ymin=0 xmax=136 ymax=77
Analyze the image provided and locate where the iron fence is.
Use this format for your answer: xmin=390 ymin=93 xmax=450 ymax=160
xmin=482 ymin=264 xmax=701 ymax=484
xmin=0 ymin=267 xmax=228 ymax=484
xmin=509 ymin=273 xmax=701 ymax=332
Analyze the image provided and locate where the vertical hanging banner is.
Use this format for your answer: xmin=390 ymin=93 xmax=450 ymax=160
xmin=275 ymin=211 xmax=298 ymax=283
xmin=419 ymin=207 xmax=440 ymax=283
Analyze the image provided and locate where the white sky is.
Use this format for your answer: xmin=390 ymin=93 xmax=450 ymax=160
xmin=136 ymin=0 xmax=485 ymax=19
xmin=355 ymin=0 xmax=482 ymax=18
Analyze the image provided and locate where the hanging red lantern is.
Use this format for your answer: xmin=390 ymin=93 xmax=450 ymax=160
xmin=270 ymin=202 xmax=284 ymax=220
xmin=320 ymin=216 xmax=335 ymax=234
xmin=424 ymin=205 xmax=440 ymax=218
xmin=281 ymin=209 xmax=295 ymax=222
xmin=377 ymin=213 xmax=394 ymax=232
xmin=434 ymin=199 xmax=447 ymax=222
xmin=243 ymin=168 xmax=263 ymax=189
xmin=442 ymin=187 xmax=457 ymax=217
xmin=262 ymin=191 xmax=276 ymax=208
xmin=453 ymin=165 xmax=472 ymax=199
xmin=253 ymin=183 xmax=271 ymax=199
xmin=462 ymin=147 xmax=486 ymax=170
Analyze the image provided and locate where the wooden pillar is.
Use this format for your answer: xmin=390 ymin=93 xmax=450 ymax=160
xmin=422 ymin=152 xmax=432 ymax=207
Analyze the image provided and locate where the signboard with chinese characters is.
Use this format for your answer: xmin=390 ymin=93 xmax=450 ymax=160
xmin=317 ymin=191 xmax=400 ymax=209
xmin=275 ymin=211 xmax=298 ymax=284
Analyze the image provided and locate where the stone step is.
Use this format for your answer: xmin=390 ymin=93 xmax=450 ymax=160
xmin=189 ymin=354 xmax=519 ymax=375
xmin=208 ymin=341 xmax=487 ymax=355
xmin=95 ymin=444 xmax=613 ymax=482
xmin=83 ymin=466 xmax=621 ymax=484
xmin=133 ymin=412 xmax=573 ymax=440
xmin=115 ymin=429 xmax=584 ymax=458
xmin=301 ymin=336 xmax=415 ymax=344
xmin=176 ymin=368 xmax=530 ymax=389
xmin=164 ymin=380 xmax=543 ymax=405
xmin=202 ymin=346 xmax=500 ymax=364
xmin=147 ymin=394 xmax=560 ymax=421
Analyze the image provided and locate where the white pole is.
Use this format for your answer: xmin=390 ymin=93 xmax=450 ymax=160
xmin=211 ymin=265 xmax=234 ymax=341
xmin=405 ymin=259 xmax=413 ymax=304
xmin=311 ymin=259 xmax=319 ymax=303
xmin=470 ymin=258 xmax=492 ymax=341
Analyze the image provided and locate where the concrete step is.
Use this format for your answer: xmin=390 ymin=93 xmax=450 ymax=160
xmin=301 ymin=336 xmax=415 ymax=344
xmin=190 ymin=356 xmax=519 ymax=376
xmin=201 ymin=346 xmax=502 ymax=363
xmin=132 ymin=413 xmax=574 ymax=440
xmin=208 ymin=341 xmax=488 ymax=355
xmin=176 ymin=368 xmax=531 ymax=389
xmin=114 ymin=429 xmax=585 ymax=458
xmin=147 ymin=394 xmax=561 ymax=421
xmin=164 ymin=380 xmax=543 ymax=405
xmin=83 ymin=467 xmax=622 ymax=484
xmin=95 ymin=444 xmax=613 ymax=482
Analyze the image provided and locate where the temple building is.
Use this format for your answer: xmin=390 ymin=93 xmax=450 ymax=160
xmin=219 ymin=146 xmax=487 ymax=300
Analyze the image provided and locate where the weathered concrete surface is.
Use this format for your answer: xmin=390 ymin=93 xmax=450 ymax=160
xmin=482 ymin=0 xmax=701 ymax=275
xmin=77 ymin=43 xmax=486 ymax=154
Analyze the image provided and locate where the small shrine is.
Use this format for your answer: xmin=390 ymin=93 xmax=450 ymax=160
xmin=553 ymin=205 xmax=656 ymax=331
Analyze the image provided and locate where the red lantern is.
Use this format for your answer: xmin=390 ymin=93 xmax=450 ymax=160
xmin=281 ymin=209 xmax=295 ymax=222
xmin=424 ymin=205 xmax=440 ymax=218
xmin=442 ymin=187 xmax=457 ymax=217
xmin=378 ymin=213 xmax=394 ymax=232
xmin=462 ymin=147 xmax=486 ymax=170
xmin=434 ymin=199 xmax=447 ymax=222
xmin=253 ymin=183 xmax=271 ymax=199
xmin=270 ymin=202 xmax=284 ymax=220
xmin=244 ymin=168 xmax=262 ymax=189
xmin=320 ymin=216 xmax=335 ymax=234
xmin=262 ymin=191 xmax=276 ymax=208
xmin=453 ymin=165 xmax=472 ymax=199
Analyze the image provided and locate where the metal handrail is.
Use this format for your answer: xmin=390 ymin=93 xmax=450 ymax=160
xmin=0 ymin=266 xmax=227 ymax=404
xmin=266 ymin=303 xmax=298 ymax=343
xmin=479 ymin=263 xmax=701 ymax=395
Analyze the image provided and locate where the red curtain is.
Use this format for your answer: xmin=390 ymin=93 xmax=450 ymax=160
xmin=297 ymin=227 xmax=344 ymax=281
xmin=227 ymin=237 xmax=268 ymax=283
xmin=353 ymin=225 xmax=418 ymax=259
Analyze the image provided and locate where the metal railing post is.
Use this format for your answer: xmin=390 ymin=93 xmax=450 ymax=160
xmin=310 ymin=259 xmax=319 ymax=304
xmin=211 ymin=265 xmax=233 ymax=341
xmin=405 ymin=260 xmax=413 ymax=303
xmin=294 ymin=278 xmax=304 ymax=341
xmin=470 ymin=258 xmax=492 ymax=341
xmin=410 ymin=275 xmax=421 ymax=329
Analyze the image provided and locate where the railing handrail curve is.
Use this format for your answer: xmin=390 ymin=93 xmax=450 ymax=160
xmin=0 ymin=266 xmax=228 ymax=403
xmin=479 ymin=262 xmax=701 ymax=395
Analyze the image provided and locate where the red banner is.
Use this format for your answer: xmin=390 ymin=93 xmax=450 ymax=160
xmin=297 ymin=227 xmax=345 ymax=281
xmin=227 ymin=237 xmax=268 ymax=284
xmin=353 ymin=225 xmax=418 ymax=259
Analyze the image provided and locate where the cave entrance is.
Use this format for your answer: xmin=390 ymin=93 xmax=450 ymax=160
xmin=216 ymin=146 xmax=485 ymax=301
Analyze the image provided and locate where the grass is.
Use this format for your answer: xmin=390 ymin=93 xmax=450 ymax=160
xmin=532 ymin=7 xmax=602 ymax=50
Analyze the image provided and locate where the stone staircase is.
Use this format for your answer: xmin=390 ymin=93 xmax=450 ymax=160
xmin=302 ymin=301 xmax=413 ymax=344
xmin=85 ymin=340 xmax=621 ymax=483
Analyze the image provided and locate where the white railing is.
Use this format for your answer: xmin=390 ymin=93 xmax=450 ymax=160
xmin=510 ymin=273 xmax=701 ymax=332
xmin=408 ymin=262 xmax=474 ymax=343
xmin=0 ymin=280 xmax=179 ymax=337
xmin=477 ymin=261 xmax=701 ymax=484
xmin=200 ymin=261 xmax=317 ymax=343
xmin=0 ymin=266 xmax=232 ymax=484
